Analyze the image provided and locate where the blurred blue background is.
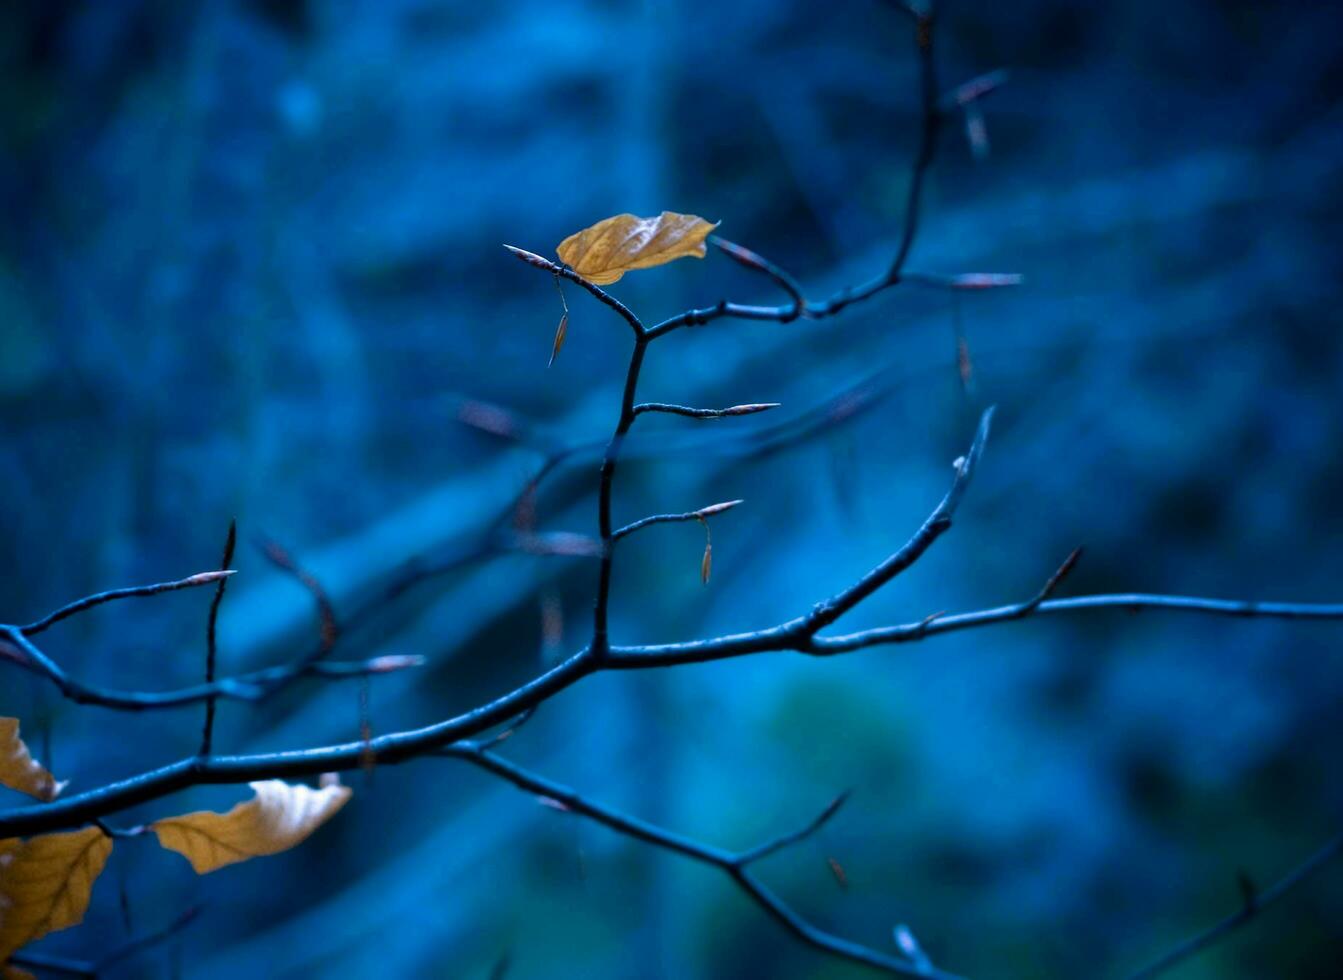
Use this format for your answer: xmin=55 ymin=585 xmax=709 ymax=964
xmin=2 ymin=1 xmax=1342 ymax=977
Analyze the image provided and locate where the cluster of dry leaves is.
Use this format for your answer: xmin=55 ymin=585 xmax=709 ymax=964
xmin=0 ymin=718 xmax=350 ymax=972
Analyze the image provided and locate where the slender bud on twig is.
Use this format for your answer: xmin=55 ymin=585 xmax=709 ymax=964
xmin=184 ymin=570 xmax=237 ymax=587
xmin=940 ymin=68 xmax=1010 ymax=109
xmin=894 ymin=924 xmax=933 ymax=972
xmin=457 ymin=399 xmax=521 ymax=440
xmin=502 ymin=244 xmax=559 ymax=272
xmin=365 ymin=655 xmax=427 ymax=674
xmin=695 ymin=499 xmax=745 ymax=519
xmin=720 ymin=403 xmax=781 ymax=417
xmin=947 ymin=273 xmax=1022 ymax=289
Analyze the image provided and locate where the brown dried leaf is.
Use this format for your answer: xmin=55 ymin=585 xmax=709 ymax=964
xmin=0 ymin=718 xmax=66 ymax=802
xmin=2 ymin=964 xmax=37 ymax=980
xmin=557 ymin=212 xmax=718 ymax=285
xmin=151 ymin=779 xmax=352 ymax=874
xmin=548 ymin=312 xmax=568 ymax=367
xmin=701 ymin=539 xmax=712 ymax=585
xmin=0 ymin=827 xmax=112 ymax=960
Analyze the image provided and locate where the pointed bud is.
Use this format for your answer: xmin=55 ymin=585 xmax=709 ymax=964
xmin=948 ymin=273 xmax=1022 ymax=289
xmin=184 ymin=570 xmax=237 ymax=587
xmin=695 ymin=499 xmax=744 ymax=519
xmin=366 ymin=655 xmax=427 ymax=673
xmin=720 ymin=403 xmax=781 ymax=416
xmin=503 ymin=244 xmax=559 ymax=272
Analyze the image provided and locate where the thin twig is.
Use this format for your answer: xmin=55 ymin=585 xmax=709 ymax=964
xmin=201 ymin=520 xmax=237 ymax=756
xmin=0 ymin=623 xmax=424 ymax=710
xmin=612 ymin=500 xmax=744 ymax=542
xmin=441 ymin=742 xmax=957 ymax=979
xmin=502 ymin=245 xmax=644 ymax=338
xmin=19 ymin=570 xmax=237 ymax=637
xmin=633 ymin=402 xmax=781 ymax=419
xmin=738 ymin=790 xmax=851 ymax=865
xmin=7 ymin=404 xmax=1343 ymax=835
xmin=1126 ymin=831 xmax=1343 ymax=979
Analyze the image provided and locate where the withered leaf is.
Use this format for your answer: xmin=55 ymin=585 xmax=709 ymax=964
xmin=557 ymin=212 xmax=718 ymax=285
xmin=0 ymin=718 xmax=66 ymax=802
xmin=0 ymin=827 xmax=112 ymax=960
xmin=549 ymin=312 xmax=568 ymax=367
xmin=701 ymin=539 xmax=712 ymax=585
xmin=151 ymin=778 xmax=352 ymax=874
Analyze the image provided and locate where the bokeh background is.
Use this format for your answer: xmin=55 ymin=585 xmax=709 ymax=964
xmin=3 ymin=1 xmax=1343 ymax=977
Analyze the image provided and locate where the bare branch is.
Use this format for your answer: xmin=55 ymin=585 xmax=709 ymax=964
xmin=633 ymin=402 xmax=781 ymax=419
xmin=612 ymin=500 xmax=745 ymax=541
xmin=256 ymin=536 xmax=338 ymax=659
xmin=801 ymin=406 xmax=994 ymax=634
xmin=1126 ymin=831 xmax=1343 ymax=979
xmin=441 ymin=743 xmax=958 ymax=979
xmin=201 ymin=519 xmax=237 ymax=756
xmin=710 ymin=237 xmax=804 ymax=315
xmin=19 ymin=570 xmax=238 ymax=637
xmin=739 ymin=790 xmax=851 ymax=865
xmin=8 ymin=904 xmax=201 ymax=978
xmin=0 ymin=623 xmax=423 ymax=711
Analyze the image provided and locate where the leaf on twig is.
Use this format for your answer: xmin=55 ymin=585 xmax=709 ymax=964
xmin=0 ymin=827 xmax=113 ymax=960
xmin=557 ymin=212 xmax=718 ymax=285
xmin=0 ymin=718 xmax=66 ymax=802
xmin=151 ymin=778 xmax=352 ymax=874
xmin=548 ymin=313 xmax=568 ymax=367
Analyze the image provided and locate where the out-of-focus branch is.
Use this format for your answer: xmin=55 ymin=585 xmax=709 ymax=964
xmin=1126 ymin=831 xmax=1343 ymax=979
xmin=7 ymin=904 xmax=201 ymax=978
xmin=441 ymin=741 xmax=957 ymax=979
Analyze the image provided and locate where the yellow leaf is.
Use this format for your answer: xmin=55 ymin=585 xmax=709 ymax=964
xmin=0 ymin=719 xmax=65 ymax=802
xmin=557 ymin=211 xmax=718 ymax=285
xmin=0 ymin=827 xmax=112 ymax=960
xmin=151 ymin=779 xmax=352 ymax=874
